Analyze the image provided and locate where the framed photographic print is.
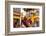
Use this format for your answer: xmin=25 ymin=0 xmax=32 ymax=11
xmin=5 ymin=1 xmax=45 ymax=36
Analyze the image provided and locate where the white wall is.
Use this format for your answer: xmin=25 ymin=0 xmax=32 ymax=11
xmin=0 ymin=0 xmax=46 ymax=36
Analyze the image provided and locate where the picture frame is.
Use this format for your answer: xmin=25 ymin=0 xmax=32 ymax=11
xmin=5 ymin=0 xmax=45 ymax=36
